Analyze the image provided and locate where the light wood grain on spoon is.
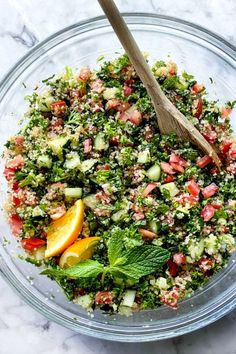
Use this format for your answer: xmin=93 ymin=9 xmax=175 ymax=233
xmin=98 ymin=0 xmax=221 ymax=168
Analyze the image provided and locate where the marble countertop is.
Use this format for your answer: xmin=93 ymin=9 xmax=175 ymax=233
xmin=0 ymin=1 xmax=235 ymax=353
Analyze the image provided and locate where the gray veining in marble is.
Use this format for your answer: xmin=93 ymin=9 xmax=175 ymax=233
xmin=0 ymin=1 xmax=236 ymax=353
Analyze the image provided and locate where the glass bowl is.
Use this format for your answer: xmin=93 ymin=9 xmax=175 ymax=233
xmin=0 ymin=14 xmax=235 ymax=342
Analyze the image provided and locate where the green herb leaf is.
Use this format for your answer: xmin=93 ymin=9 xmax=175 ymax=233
xmin=41 ymin=260 xmax=104 ymax=279
xmin=108 ymin=228 xmax=126 ymax=266
xmin=110 ymin=245 xmax=170 ymax=280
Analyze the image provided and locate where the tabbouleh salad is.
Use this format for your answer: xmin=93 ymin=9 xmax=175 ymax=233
xmin=3 ymin=54 xmax=236 ymax=314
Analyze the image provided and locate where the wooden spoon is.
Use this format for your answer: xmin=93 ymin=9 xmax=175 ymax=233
xmin=98 ymin=0 xmax=221 ymax=168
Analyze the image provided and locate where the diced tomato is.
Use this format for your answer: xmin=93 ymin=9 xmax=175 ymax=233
xmin=123 ymin=85 xmax=133 ymax=97
xmin=221 ymin=107 xmax=232 ymax=118
xmin=128 ymin=109 xmax=142 ymax=126
xmin=227 ymin=162 xmax=236 ymax=175
xmin=50 ymin=206 xmax=66 ymax=220
xmin=191 ymin=83 xmax=204 ymax=94
xmin=12 ymin=181 xmax=19 ymax=191
xmin=139 ymin=228 xmax=157 ymax=239
xmin=14 ymin=135 xmax=24 ymax=146
xmin=211 ymin=203 xmax=222 ymax=209
xmin=192 ymin=97 xmax=203 ymax=118
xmin=51 ymin=118 xmax=64 ymax=129
xmin=170 ymin=162 xmax=184 ymax=173
xmin=198 ymin=257 xmax=215 ymax=273
xmin=69 ymin=87 xmax=86 ymax=100
xmin=12 ymin=194 xmax=21 ymax=207
xmin=9 ymin=214 xmax=23 ymax=236
xmin=134 ymin=295 xmax=142 ymax=305
xmin=117 ymin=101 xmax=130 ymax=112
xmin=21 ymin=238 xmax=46 ymax=252
xmin=124 ymin=79 xmax=135 ymax=86
xmin=161 ymin=288 xmax=179 ymax=309
xmin=186 ymin=180 xmax=200 ymax=197
xmin=169 ymin=154 xmax=187 ymax=167
xmin=95 ymin=291 xmax=113 ymax=305
xmin=132 ymin=212 xmax=145 ymax=220
xmin=90 ymin=79 xmax=104 ymax=93
xmin=97 ymin=164 xmax=110 ymax=171
xmin=201 ymin=204 xmax=215 ymax=221
xmin=202 ymin=183 xmax=218 ymax=199
xmin=106 ymin=98 xmax=120 ymax=110
xmin=229 ymin=144 xmax=236 ymax=159
xmin=196 ymin=155 xmax=212 ymax=168
xmin=83 ymin=138 xmax=92 ymax=154
xmin=143 ymin=183 xmax=157 ymax=197
xmin=51 ymin=100 xmax=67 ymax=117
xmin=210 ymin=167 xmax=219 ymax=175
xmin=168 ymin=63 xmax=177 ymax=75
xmin=4 ymin=166 xmax=15 ymax=181
xmin=110 ymin=136 xmax=120 ymax=146
xmin=219 ymin=140 xmax=232 ymax=155
xmin=79 ymin=67 xmax=91 ymax=81
xmin=202 ymin=131 xmax=217 ymax=144
xmin=167 ymin=259 xmax=178 ymax=277
xmin=173 ymin=253 xmax=186 ymax=266
xmin=160 ymin=162 xmax=175 ymax=175
xmin=164 ymin=175 xmax=174 ymax=183
xmin=6 ymin=154 xmax=25 ymax=170
xmin=177 ymin=193 xmax=199 ymax=206
xmin=95 ymin=191 xmax=111 ymax=204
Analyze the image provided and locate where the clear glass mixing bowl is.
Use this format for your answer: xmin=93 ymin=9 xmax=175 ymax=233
xmin=0 ymin=14 xmax=235 ymax=342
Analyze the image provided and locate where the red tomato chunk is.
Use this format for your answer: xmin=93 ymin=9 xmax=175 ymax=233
xmin=202 ymin=183 xmax=218 ymax=199
xmin=21 ymin=238 xmax=46 ymax=252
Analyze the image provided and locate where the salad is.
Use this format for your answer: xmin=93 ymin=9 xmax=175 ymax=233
xmin=3 ymin=54 xmax=236 ymax=314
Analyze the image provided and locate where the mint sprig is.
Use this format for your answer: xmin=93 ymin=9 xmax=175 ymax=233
xmin=41 ymin=260 xmax=103 ymax=279
xmin=42 ymin=228 xmax=170 ymax=283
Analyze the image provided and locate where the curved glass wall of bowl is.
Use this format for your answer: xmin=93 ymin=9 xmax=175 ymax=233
xmin=0 ymin=14 xmax=235 ymax=342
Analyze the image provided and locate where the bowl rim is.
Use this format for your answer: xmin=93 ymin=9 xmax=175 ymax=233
xmin=0 ymin=13 xmax=235 ymax=342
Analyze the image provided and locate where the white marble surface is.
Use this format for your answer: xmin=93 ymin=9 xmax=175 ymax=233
xmin=0 ymin=0 xmax=236 ymax=353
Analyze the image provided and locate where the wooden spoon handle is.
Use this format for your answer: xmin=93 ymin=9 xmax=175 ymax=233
xmin=98 ymin=0 xmax=221 ymax=168
xmin=97 ymin=0 xmax=166 ymax=105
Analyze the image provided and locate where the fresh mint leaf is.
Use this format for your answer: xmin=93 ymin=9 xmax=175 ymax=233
xmin=41 ymin=260 xmax=104 ymax=279
xmin=110 ymin=245 xmax=170 ymax=280
xmin=108 ymin=227 xmax=126 ymax=266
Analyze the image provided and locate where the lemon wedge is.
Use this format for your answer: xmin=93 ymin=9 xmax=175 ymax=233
xmin=45 ymin=200 xmax=84 ymax=258
xmin=59 ymin=237 xmax=101 ymax=268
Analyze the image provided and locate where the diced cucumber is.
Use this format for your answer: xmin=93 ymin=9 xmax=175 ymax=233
xmin=65 ymin=152 xmax=81 ymax=169
xmin=146 ymin=164 xmax=161 ymax=181
xmin=32 ymin=206 xmax=45 ymax=217
xmin=38 ymin=94 xmax=54 ymax=112
xmin=74 ymin=294 xmax=93 ymax=309
xmin=188 ymin=239 xmax=204 ymax=260
xmin=83 ymin=194 xmax=98 ymax=209
xmin=175 ymin=78 xmax=189 ymax=91
xmin=122 ymin=290 xmax=136 ymax=307
xmin=159 ymin=182 xmax=180 ymax=197
xmin=32 ymin=246 xmax=46 ymax=261
xmin=137 ymin=150 xmax=150 ymax=164
xmin=94 ymin=133 xmax=108 ymax=151
xmin=111 ymin=209 xmax=127 ymax=222
xmin=37 ymin=155 xmax=52 ymax=169
xmin=119 ymin=305 xmax=133 ymax=317
xmin=64 ymin=188 xmax=82 ymax=200
xmin=175 ymin=207 xmax=189 ymax=219
xmin=80 ymin=159 xmax=97 ymax=173
xmin=155 ymin=277 xmax=169 ymax=290
xmin=103 ymin=87 xmax=119 ymax=100
xmin=48 ymin=136 xmax=68 ymax=157
xmin=148 ymin=220 xmax=161 ymax=234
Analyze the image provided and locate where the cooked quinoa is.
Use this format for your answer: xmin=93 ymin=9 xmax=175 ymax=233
xmin=3 ymin=54 xmax=236 ymax=313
